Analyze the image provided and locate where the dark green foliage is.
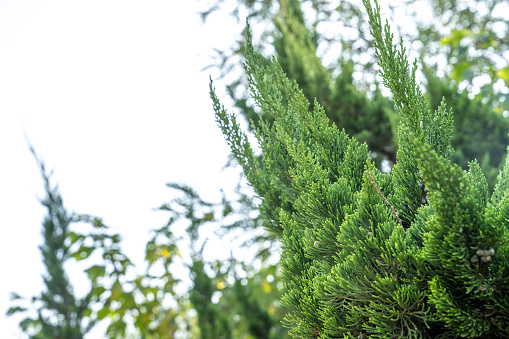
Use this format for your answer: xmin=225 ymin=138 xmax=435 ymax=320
xmin=203 ymin=0 xmax=509 ymax=115
xmin=232 ymin=278 xmax=273 ymax=338
xmin=414 ymin=141 xmax=509 ymax=337
xmin=11 ymin=147 xmax=286 ymax=338
xmin=273 ymin=0 xmax=330 ymax=111
xmin=36 ymin=174 xmax=84 ymax=339
xmin=189 ymin=260 xmax=233 ymax=339
xmin=327 ymin=63 xmax=397 ymax=164
xmin=212 ymin=0 xmax=509 ymax=337
xmin=189 ymin=258 xmax=283 ymax=339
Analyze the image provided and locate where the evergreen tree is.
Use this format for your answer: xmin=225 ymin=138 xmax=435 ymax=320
xmin=8 ymin=150 xmax=188 ymax=338
xmin=12 ymin=1 xmax=508 ymax=337
xmin=196 ymin=7 xmax=508 ymax=334
xmin=189 ymin=259 xmax=233 ymax=339
xmin=212 ymin=0 xmax=509 ymax=337
xmin=7 ymin=148 xmax=133 ymax=338
xmin=192 ymin=3 xmax=509 ymax=334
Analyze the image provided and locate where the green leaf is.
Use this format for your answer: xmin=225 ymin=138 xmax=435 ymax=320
xmin=85 ymin=265 xmax=106 ymax=283
xmin=67 ymin=231 xmax=85 ymax=245
xmin=496 ymin=66 xmax=509 ymax=86
xmin=19 ymin=318 xmax=37 ymax=331
xmin=92 ymin=217 xmax=107 ymax=228
xmin=9 ymin=292 xmax=23 ymax=300
xmin=82 ymin=308 xmax=92 ymax=317
xmin=202 ymin=212 xmax=214 ymax=221
xmin=91 ymin=285 xmax=106 ymax=297
xmin=222 ymin=198 xmax=233 ymax=216
xmin=106 ymin=318 xmax=127 ymax=336
xmin=109 ymin=281 xmax=124 ymax=301
xmin=97 ymin=306 xmax=110 ymax=320
xmin=451 ymin=61 xmax=473 ymax=82
xmin=6 ymin=306 xmax=26 ymax=316
xmin=70 ymin=246 xmax=94 ymax=261
xmin=440 ymin=29 xmax=471 ymax=47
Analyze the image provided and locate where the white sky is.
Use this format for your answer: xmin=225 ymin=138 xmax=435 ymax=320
xmin=0 ymin=1 xmax=245 ymax=337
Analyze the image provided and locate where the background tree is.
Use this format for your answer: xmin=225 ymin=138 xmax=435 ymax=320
xmin=156 ymin=182 xmax=289 ymax=338
xmin=201 ymin=0 xmax=509 ymax=110
xmin=9 ymin=154 xmax=288 ymax=338
xmin=8 ymin=149 xmax=195 ymax=338
xmin=8 ymin=148 xmax=134 ymax=338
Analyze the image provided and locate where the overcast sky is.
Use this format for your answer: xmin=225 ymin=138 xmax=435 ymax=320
xmin=0 ymin=1 xmax=245 ymax=337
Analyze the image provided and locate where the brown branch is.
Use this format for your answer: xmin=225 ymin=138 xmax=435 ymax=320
xmin=365 ymin=171 xmax=403 ymax=228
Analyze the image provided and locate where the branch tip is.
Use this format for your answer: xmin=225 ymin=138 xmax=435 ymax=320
xmin=365 ymin=171 xmax=403 ymax=228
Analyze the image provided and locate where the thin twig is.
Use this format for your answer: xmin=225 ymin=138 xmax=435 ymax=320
xmin=365 ymin=171 xmax=403 ymax=228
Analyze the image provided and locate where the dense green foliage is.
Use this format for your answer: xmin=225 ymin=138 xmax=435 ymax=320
xmin=212 ymin=0 xmax=509 ymax=337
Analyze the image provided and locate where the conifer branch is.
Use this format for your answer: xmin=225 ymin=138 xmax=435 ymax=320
xmin=365 ymin=170 xmax=403 ymax=228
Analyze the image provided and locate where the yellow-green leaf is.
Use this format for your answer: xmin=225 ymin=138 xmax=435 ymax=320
xmin=496 ymin=66 xmax=509 ymax=86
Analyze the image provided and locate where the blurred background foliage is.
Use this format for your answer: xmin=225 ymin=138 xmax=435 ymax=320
xmin=9 ymin=0 xmax=509 ymax=337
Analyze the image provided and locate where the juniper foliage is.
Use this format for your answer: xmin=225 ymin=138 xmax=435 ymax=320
xmin=211 ymin=0 xmax=509 ymax=337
